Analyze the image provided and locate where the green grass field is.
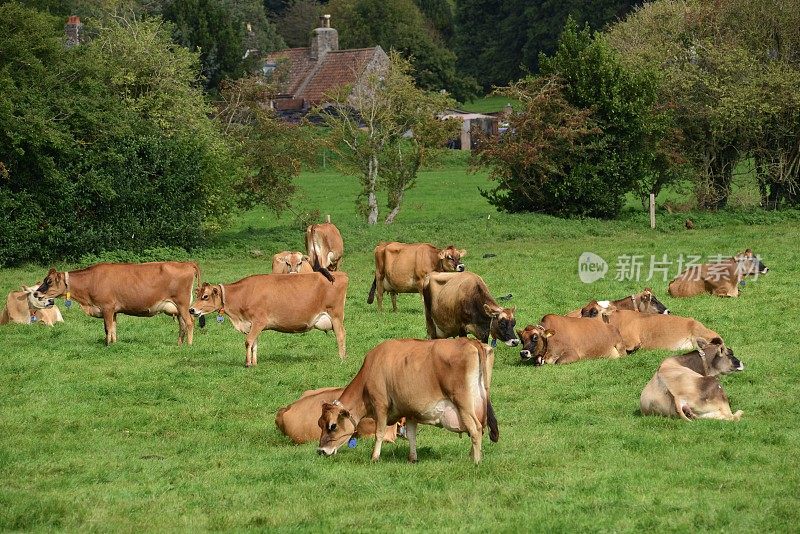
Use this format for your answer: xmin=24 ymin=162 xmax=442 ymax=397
xmin=1 ymin=165 xmax=799 ymax=531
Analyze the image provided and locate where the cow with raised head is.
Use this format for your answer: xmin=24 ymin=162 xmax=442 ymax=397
xmin=189 ymin=272 xmax=348 ymax=367
xmin=422 ymin=272 xmax=519 ymax=347
xmin=640 ymin=337 xmax=744 ymax=421
xmin=517 ymin=316 xmax=627 ymax=366
xmin=305 ymin=222 xmax=343 ymax=282
xmin=275 ymin=386 xmax=403 ymax=444
xmin=367 ymin=242 xmax=466 ymax=311
xmin=580 ymin=300 xmax=721 ymax=353
xmin=1 ymin=285 xmax=63 ymax=326
xmin=271 ymin=251 xmax=313 ymax=274
xmin=668 ymin=249 xmax=768 ymax=298
xmin=316 ymin=338 xmax=498 ymax=464
xmin=33 ymin=262 xmax=200 ymax=345
xmin=565 ymin=288 xmax=669 ymax=317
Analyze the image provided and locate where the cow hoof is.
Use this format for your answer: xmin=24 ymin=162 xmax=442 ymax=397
xmin=408 ymin=457 xmax=417 ymax=464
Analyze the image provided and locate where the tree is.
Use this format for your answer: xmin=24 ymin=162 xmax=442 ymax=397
xmin=314 ymin=52 xmax=458 ymax=224
xmin=274 ymin=0 xmax=322 ymax=48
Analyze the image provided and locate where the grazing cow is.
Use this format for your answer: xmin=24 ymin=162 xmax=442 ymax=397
xmin=580 ymin=301 xmax=721 ymax=352
xmin=33 ymin=262 xmax=200 ymax=345
xmin=517 ymin=316 xmax=627 ymax=366
xmin=668 ymin=249 xmax=768 ymax=298
xmin=1 ymin=286 xmax=63 ymax=326
xmin=316 ymin=338 xmax=498 ymax=464
xmin=275 ymin=386 xmax=403 ymax=444
xmin=565 ymin=288 xmax=669 ymax=317
xmin=422 ymin=272 xmax=519 ymax=347
xmin=367 ymin=242 xmax=466 ymax=311
xmin=305 ymin=222 xmax=343 ymax=279
xmin=640 ymin=337 xmax=744 ymax=421
xmin=189 ymin=272 xmax=348 ymax=367
xmin=271 ymin=251 xmax=313 ymax=274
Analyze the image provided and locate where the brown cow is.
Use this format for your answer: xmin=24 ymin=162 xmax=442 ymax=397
xmin=668 ymin=249 xmax=768 ymax=298
xmin=1 ymin=285 xmax=63 ymax=326
xmin=189 ymin=272 xmax=348 ymax=367
xmin=565 ymin=288 xmax=669 ymax=317
xmin=271 ymin=251 xmax=313 ymax=274
xmin=580 ymin=301 xmax=721 ymax=352
xmin=305 ymin=222 xmax=343 ymax=277
xmin=423 ymin=272 xmax=519 ymax=346
xmin=316 ymin=338 xmax=498 ymax=464
xmin=34 ymin=262 xmax=200 ymax=345
xmin=640 ymin=337 xmax=744 ymax=421
xmin=517 ymin=316 xmax=627 ymax=366
xmin=367 ymin=242 xmax=466 ymax=311
xmin=275 ymin=386 xmax=402 ymax=444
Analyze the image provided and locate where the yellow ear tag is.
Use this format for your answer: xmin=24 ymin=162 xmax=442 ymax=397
xmin=66 ymin=291 xmax=71 ymax=300
xmin=65 ymin=292 xmax=72 ymax=309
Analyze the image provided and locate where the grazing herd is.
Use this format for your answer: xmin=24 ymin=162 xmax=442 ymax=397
xmin=2 ymin=219 xmax=769 ymax=463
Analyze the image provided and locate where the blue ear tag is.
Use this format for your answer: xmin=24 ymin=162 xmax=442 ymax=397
xmin=216 ymin=314 xmax=225 ymax=323
xmin=739 ymin=280 xmax=746 ymax=287
xmin=347 ymin=437 xmax=357 ymax=448
xmin=30 ymin=314 xmax=37 ymax=323
xmin=491 ymin=338 xmax=497 ymax=348
xmin=64 ymin=299 xmax=72 ymax=309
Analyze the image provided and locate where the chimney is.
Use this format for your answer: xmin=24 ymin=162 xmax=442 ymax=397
xmin=309 ymin=14 xmax=338 ymax=61
xmin=65 ymin=15 xmax=82 ymax=48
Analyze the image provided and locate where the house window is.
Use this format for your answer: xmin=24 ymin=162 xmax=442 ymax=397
xmin=262 ymin=62 xmax=277 ymax=76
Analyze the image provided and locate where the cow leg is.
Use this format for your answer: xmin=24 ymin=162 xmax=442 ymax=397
xmin=553 ymin=350 xmax=581 ymax=365
xmin=179 ymin=308 xmax=194 ymax=345
xmin=371 ymin=410 xmax=389 ymax=462
xmin=457 ymin=406 xmax=483 ymax=464
xmin=405 ymin=420 xmax=418 ymax=463
xmin=332 ymin=316 xmax=346 ymax=359
xmin=177 ymin=313 xmax=187 ymax=345
xmin=390 ymin=292 xmax=398 ymax=312
xmin=252 ymin=339 xmax=258 ymax=366
xmin=102 ymin=310 xmax=116 ymax=345
xmin=375 ymin=276 xmax=385 ymax=311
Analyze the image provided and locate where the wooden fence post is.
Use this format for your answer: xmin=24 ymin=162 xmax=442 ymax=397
xmin=649 ymin=193 xmax=656 ymax=229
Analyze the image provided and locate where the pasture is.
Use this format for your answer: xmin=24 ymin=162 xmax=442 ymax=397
xmin=1 ymin=163 xmax=799 ymax=531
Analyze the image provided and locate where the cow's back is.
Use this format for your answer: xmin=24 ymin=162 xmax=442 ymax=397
xmin=81 ymin=262 xmax=197 ymax=311
xmin=381 ymin=242 xmax=438 ymax=291
xmin=541 ymin=314 xmax=624 ymax=359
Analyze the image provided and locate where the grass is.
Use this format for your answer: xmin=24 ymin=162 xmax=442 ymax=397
xmin=460 ymin=95 xmax=520 ymax=114
xmin=1 ymin=165 xmax=800 ymax=531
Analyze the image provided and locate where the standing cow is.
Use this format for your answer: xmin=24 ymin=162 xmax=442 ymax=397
xmin=305 ymin=222 xmax=343 ymax=279
xmin=316 ymin=338 xmax=498 ymax=464
xmin=34 ymin=262 xmax=200 ymax=345
xmin=1 ymin=285 xmax=63 ymax=326
xmin=367 ymin=242 xmax=466 ymax=311
xmin=189 ymin=272 xmax=348 ymax=366
xmin=422 ymin=272 xmax=519 ymax=346
xmin=640 ymin=338 xmax=744 ymax=421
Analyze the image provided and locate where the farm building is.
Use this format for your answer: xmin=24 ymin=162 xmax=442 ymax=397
xmin=440 ymin=110 xmax=500 ymax=150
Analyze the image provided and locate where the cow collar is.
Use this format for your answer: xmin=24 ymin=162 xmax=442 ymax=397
xmin=218 ymin=283 xmax=227 ymax=315
xmin=64 ymin=271 xmax=71 ymax=302
xmin=331 ymin=399 xmax=359 ymax=431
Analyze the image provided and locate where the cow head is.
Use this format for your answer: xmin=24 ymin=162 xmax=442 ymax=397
xmin=23 ymin=284 xmax=54 ymax=309
xmin=580 ymin=300 xmax=616 ymax=322
xmin=517 ymin=324 xmax=553 ymax=366
xmin=734 ymin=249 xmax=768 ymax=276
xmin=485 ymin=304 xmax=519 ymax=346
xmin=697 ymin=337 xmax=743 ymax=375
xmin=637 ymin=288 xmax=669 ymax=314
xmin=316 ymin=402 xmax=358 ymax=457
xmin=189 ymin=283 xmax=223 ymax=317
xmin=438 ymin=246 xmax=466 ymax=272
xmin=275 ymin=251 xmax=310 ymax=274
xmin=33 ymin=268 xmax=67 ymax=302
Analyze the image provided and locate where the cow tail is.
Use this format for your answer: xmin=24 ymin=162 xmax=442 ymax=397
xmin=422 ymin=277 xmax=436 ymax=339
xmin=478 ymin=342 xmax=499 ymax=443
xmin=367 ymin=278 xmax=377 ymax=304
xmin=192 ymin=262 xmax=202 ymax=289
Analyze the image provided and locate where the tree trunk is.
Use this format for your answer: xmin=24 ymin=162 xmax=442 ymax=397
xmin=367 ymin=154 xmax=379 ymax=225
xmin=384 ymin=188 xmax=405 ymax=224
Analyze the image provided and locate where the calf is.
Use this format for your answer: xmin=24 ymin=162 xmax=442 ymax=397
xmin=367 ymin=242 xmax=466 ymax=311
xmin=668 ymin=249 xmax=768 ymax=298
xmin=517 ymin=316 xmax=627 ymax=366
xmin=0 ymin=286 xmax=63 ymax=326
xmin=422 ymin=272 xmax=519 ymax=346
xmin=34 ymin=262 xmax=200 ymax=345
xmin=189 ymin=272 xmax=348 ymax=367
xmin=316 ymin=338 xmax=498 ymax=464
xmin=580 ymin=301 xmax=721 ymax=352
xmin=640 ymin=338 xmax=744 ymax=421
xmin=271 ymin=251 xmax=313 ymax=274
xmin=565 ymin=288 xmax=669 ymax=317
xmin=275 ymin=387 xmax=402 ymax=444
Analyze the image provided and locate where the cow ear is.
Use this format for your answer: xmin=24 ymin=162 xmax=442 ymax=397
xmin=321 ymin=402 xmax=334 ymax=412
xmin=438 ymin=250 xmax=447 ymax=260
xmin=302 ymin=255 xmax=310 ymax=262
xmin=543 ymin=329 xmax=555 ymax=338
xmin=339 ymin=409 xmax=350 ymax=419
xmin=744 ymin=249 xmax=753 ymax=256
xmin=212 ymin=287 xmax=219 ymax=295
xmin=483 ymin=304 xmax=497 ymax=316
xmin=458 ymin=249 xmax=467 ymax=257
xmin=48 ymin=267 xmax=57 ymax=275
xmin=644 ymin=287 xmax=652 ymax=293
xmin=710 ymin=337 xmax=723 ymax=346
xmin=516 ymin=329 xmax=523 ymax=338
xmin=696 ymin=337 xmax=708 ymax=350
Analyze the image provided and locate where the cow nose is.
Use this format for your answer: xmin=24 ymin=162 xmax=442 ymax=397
xmin=505 ymin=339 xmax=520 ymax=347
xmin=663 ymin=309 xmax=670 ymax=314
xmin=456 ymin=264 xmax=465 ymax=272
xmin=520 ymin=349 xmax=531 ymax=359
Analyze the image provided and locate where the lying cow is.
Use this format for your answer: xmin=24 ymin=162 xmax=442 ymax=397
xmin=275 ymin=386 xmax=402 ymax=444
xmin=189 ymin=272 xmax=348 ymax=367
xmin=517 ymin=316 xmax=627 ymax=365
xmin=668 ymin=249 xmax=768 ymax=298
xmin=422 ymin=272 xmax=519 ymax=347
xmin=306 ymin=222 xmax=343 ymax=278
xmin=580 ymin=300 xmax=721 ymax=352
xmin=271 ymin=251 xmax=313 ymax=274
xmin=367 ymin=242 xmax=466 ymax=311
xmin=565 ymin=288 xmax=669 ymax=317
xmin=316 ymin=338 xmax=498 ymax=464
xmin=1 ymin=285 xmax=63 ymax=326
xmin=640 ymin=337 xmax=744 ymax=421
xmin=34 ymin=262 xmax=200 ymax=345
